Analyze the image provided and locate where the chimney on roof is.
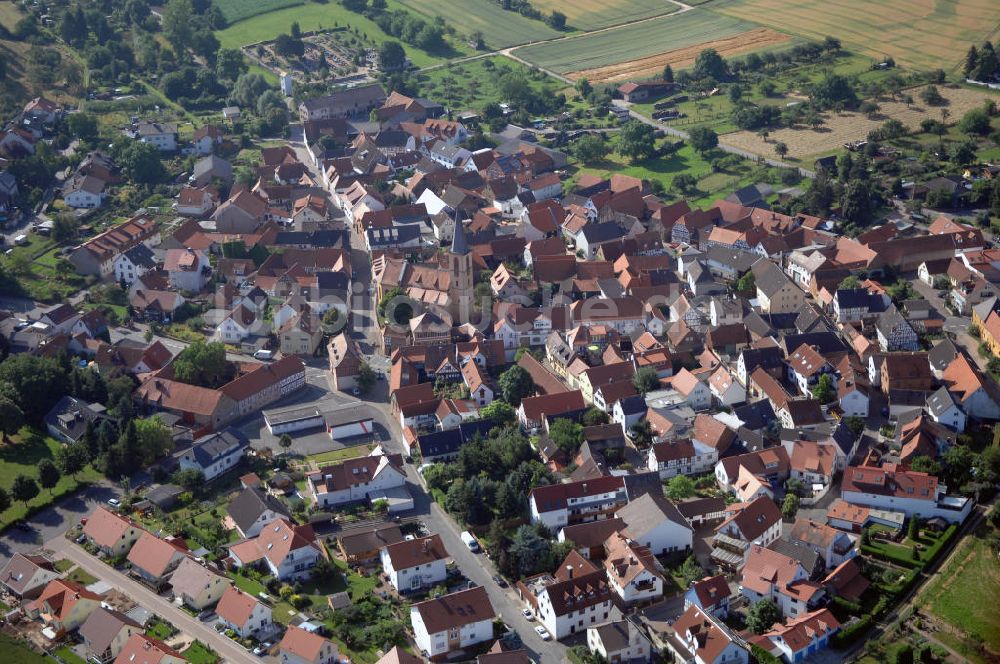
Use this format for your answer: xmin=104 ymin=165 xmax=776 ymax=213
xmin=566 ymin=565 xmax=573 ymax=580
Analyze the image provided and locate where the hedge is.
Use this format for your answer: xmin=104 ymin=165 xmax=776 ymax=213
xmin=921 ymin=525 xmax=958 ymax=565
xmin=862 ymin=542 xmax=922 ymax=568
xmin=832 ymin=614 xmax=873 ymax=647
xmin=831 ymin=595 xmax=863 ymax=616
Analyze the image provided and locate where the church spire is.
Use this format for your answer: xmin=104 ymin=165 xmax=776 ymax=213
xmin=450 ymin=211 xmax=470 ymax=256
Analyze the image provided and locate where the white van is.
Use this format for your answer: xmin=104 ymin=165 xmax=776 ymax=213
xmin=460 ymin=531 xmax=480 ymax=553
xmin=13 ymin=234 xmax=28 ymax=246
xmin=253 ymin=349 xmax=274 ymax=361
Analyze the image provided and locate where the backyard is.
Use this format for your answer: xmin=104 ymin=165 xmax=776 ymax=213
xmin=0 ymin=428 xmax=103 ymax=526
xmin=0 ymin=235 xmax=87 ymax=303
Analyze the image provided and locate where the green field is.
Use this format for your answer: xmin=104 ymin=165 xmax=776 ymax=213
xmin=215 ymin=2 xmax=471 ymax=68
xmin=215 ymin=0 xmax=304 ymax=24
xmin=530 ymin=0 xmax=677 ymax=32
xmin=398 ymin=0 xmax=561 ymax=49
xmin=0 ymin=1 xmax=24 ymax=31
xmin=922 ymin=528 xmax=1000 ymax=653
xmin=0 ymin=634 xmax=47 ymax=664
xmin=512 ymin=11 xmax=763 ymax=75
xmin=0 ymin=428 xmax=103 ymax=526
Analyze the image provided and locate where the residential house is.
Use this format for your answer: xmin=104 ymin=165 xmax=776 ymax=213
xmin=754 ymin=608 xmax=840 ymax=664
xmin=113 ymin=244 xmax=157 ymax=286
xmin=229 ymin=519 xmax=327 ymax=581
xmin=278 ymin=625 xmax=340 ymax=664
xmin=306 ymin=453 xmax=407 ymax=509
xmin=337 ymin=524 xmax=404 ymax=566
xmin=841 ymin=464 xmax=972 ymax=523
xmin=517 ymin=390 xmax=587 ymax=431
xmin=942 ymin=352 xmax=1000 ymax=420
xmin=27 ymin=579 xmax=103 ymax=633
xmin=662 ymin=604 xmax=749 ymax=664
xmin=684 ymin=575 xmax=732 ymax=619
xmin=711 ymin=496 xmax=783 ymax=569
xmin=616 ymin=493 xmax=693 ymax=556
xmin=518 ymin=551 xmax=612 ymax=641
xmin=164 ymin=248 xmax=209 ymax=292
xmin=876 ymin=308 xmax=919 ymax=352
xmin=753 ymin=261 xmax=806 ymax=314
xmin=112 ymin=635 xmax=185 ymax=664
xmin=44 ymin=396 xmax=114 ymax=444
xmin=169 ymin=557 xmax=231 ymax=610
xmin=410 ymin=586 xmax=496 ymax=657
xmin=648 ymin=438 xmax=718 ymax=479
xmin=126 ymin=531 xmax=188 ymax=587
xmin=0 ymin=553 xmax=60 ymax=599
xmin=227 ymin=486 xmax=292 ymax=538
xmin=82 ymin=506 xmax=144 ymax=557
xmin=786 ymin=518 xmax=856 ymax=570
xmin=739 ymin=545 xmax=824 ymax=619
xmin=179 ymin=428 xmax=249 ymax=481
xmin=79 ymin=608 xmax=143 ymax=664
xmin=133 ymin=121 xmax=177 ymax=151
xmin=70 ymin=214 xmax=160 ymax=277
xmin=587 ymin=620 xmax=652 ymax=664
xmin=602 ymin=531 xmax=664 ymax=606
xmin=529 ymin=475 xmax=626 ymax=531
xmin=380 ymin=534 xmax=449 ymax=593
xmin=63 ymin=174 xmax=106 ymax=208
xmin=215 ymin=586 xmax=273 ymax=639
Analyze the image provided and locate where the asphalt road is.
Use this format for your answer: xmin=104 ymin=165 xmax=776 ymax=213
xmin=50 ymin=537 xmax=264 ymax=664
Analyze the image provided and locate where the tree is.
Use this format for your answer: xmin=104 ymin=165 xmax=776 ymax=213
xmin=173 ymin=468 xmax=204 ymax=490
xmin=735 ymin=271 xmax=756 ymax=295
xmin=0 ymin=355 xmax=69 ymax=423
xmin=909 ymin=455 xmax=941 ymax=476
xmin=573 ymin=134 xmax=606 ymax=165
xmin=358 ymin=362 xmax=376 ymax=394
xmin=617 ymin=121 xmax=657 ymax=163
xmin=53 ymin=213 xmax=78 ymax=243
xmin=548 ymin=418 xmax=583 ymax=456
xmin=920 ymin=85 xmax=944 ymax=106
xmin=134 ymin=417 xmax=173 ymax=466
xmin=677 ymin=555 xmax=704 ymax=586
xmin=0 ymin=487 xmax=9 ymax=518
xmin=781 ymin=492 xmax=799 ymax=519
xmin=838 ymin=275 xmax=862 ymax=290
xmin=11 ymin=475 xmax=39 ymax=506
xmin=480 ymin=401 xmax=515 ymax=425
xmin=666 ymin=475 xmax=696 ymax=501
xmin=162 ymin=0 xmax=194 ymax=54
xmin=582 ymin=407 xmax=609 ymax=426
xmin=57 ymin=443 xmax=89 ymax=479
xmin=840 ymin=179 xmax=874 ymax=224
xmin=279 ymin=434 xmax=293 ymax=450
xmin=908 ymin=515 xmax=919 ymax=541
xmin=0 ymin=397 xmax=24 ymax=440
xmin=662 ymin=64 xmax=674 ymax=83
xmin=693 ymin=48 xmax=727 ymax=80
xmin=216 ymin=48 xmax=247 ymax=81
xmin=894 ymin=644 xmax=914 ymax=664
xmin=843 ymin=416 xmax=865 ymax=436
xmin=37 ymin=459 xmax=60 ymax=495
xmin=67 ymin=113 xmax=99 ymax=143
xmin=746 ymin=598 xmax=782 ymax=634
xmin=958 ymin=107 xmax=991 ymax=135
xmin=230 ymin=73 xmax=272 ymax=109
xmin=115 ymin=140 xmax=166 ymax=184
xmin=811 ymin=374 xmax=836 ymax=404
xmin=633 ymin=367 xmax=660 ymax=395
xmin=311 ymin=557 xmax=337 ymax=584
xmin=774 ymin=141 xmax=788 ymax=158
xmin=688 ymin=126 xmax=719 ymax=154
xmin=811 ymin=73 xmax=858 ymax=109
xmin=629 ymin=420 xmax=653 ymax=447
xmin=508 ymin=525 xmax=552 ymax=577
xmin=172 ymin=340 xmax=230 ymax=388
xmin=378 ymin=41 xmax=406 ymax=71
xmin=575 ymin=78 xmax=592 ymax=98
xmin=498 ymin=365 xmax=533 ymax=406
xmin=546 ymin=10 xmax=566 ymax=30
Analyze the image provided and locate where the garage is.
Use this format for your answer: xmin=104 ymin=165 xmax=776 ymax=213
xmin=327 ymin=409 xmax=375 ymax=440
xmin=263 ymin=406 xmax=326 ymax=435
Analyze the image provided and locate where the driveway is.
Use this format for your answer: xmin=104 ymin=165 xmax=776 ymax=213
xmin=0 ymin=483 xmax=121 ymax=565
xmin=48 ymin=538 xmax=263 ymax=664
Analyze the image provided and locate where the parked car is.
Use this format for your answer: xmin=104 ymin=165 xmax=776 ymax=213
xmin=521 ymin=608 xmax=534 ymax=621
xmin=252 ymin=642 xmax=273 ymax=656
xmin=106 ymin=498 xmax=120 ymax=508
xmin=492 ymin=575 xmax=508 ymax=588
xmin=534 ymin=626 xmax=551 ymax=641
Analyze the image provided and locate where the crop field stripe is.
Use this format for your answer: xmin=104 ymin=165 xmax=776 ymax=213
xmin=528 ymin=0 xmax=678 ymax=32
xmin=215 ymin=0 xmax=304 ymax=24
xmin=512 ymin=10 xmax=763 ymax=74
xmin=709 ymin=0 xmax=1000 ymax=71
xmin=396 ymin=0 xmax=561 ymax=49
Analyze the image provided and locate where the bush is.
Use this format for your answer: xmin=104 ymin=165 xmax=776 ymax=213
xmin=832 ymin=614 xmax=873 ymax=647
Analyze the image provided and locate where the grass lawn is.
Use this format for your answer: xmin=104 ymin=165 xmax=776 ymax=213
xmin=214 ymin=0 xmax=303 ymax=23
xmin=0 ymin=633 xmax=47 ymax=664
xmin=181 ymin=641 xmax=220 ymax=664
xmin=921 ymin=526 xmax=1000 ymax=652
xmin=214 ymin=1 xmax=471 ymax=68
xmin=0 ymin=1 xmax=24 ymax=31
xmin=66 ymin=568 xmax=99 ymax=586
xmin=0 ymin=427 xmax=103 ymax=526
xmin=53 ymin=646 xmax=87 ymax=664
xmin=53 ymin=559 xmax=75 ymax=573
xmin=0 ymin=237 xmax=86 ymax=303
xmin=145 ymin=618 xmax=176 ymax=641
xmin=577 ymin=143 xmax=780 ymax=209
xmin=307 ymin=445 xmax=371 ymax=466
xmin=271 ymin=601 xmax=299 ymax=625
xmin=228 ymin=571 xmax=268 ymax=596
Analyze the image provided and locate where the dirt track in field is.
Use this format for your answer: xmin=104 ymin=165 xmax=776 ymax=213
xmin=567 ymin=27 xmax=791 ymax=82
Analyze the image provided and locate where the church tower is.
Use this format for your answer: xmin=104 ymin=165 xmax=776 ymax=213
xmin=447 ymin=220 xmax=474 ymax=319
